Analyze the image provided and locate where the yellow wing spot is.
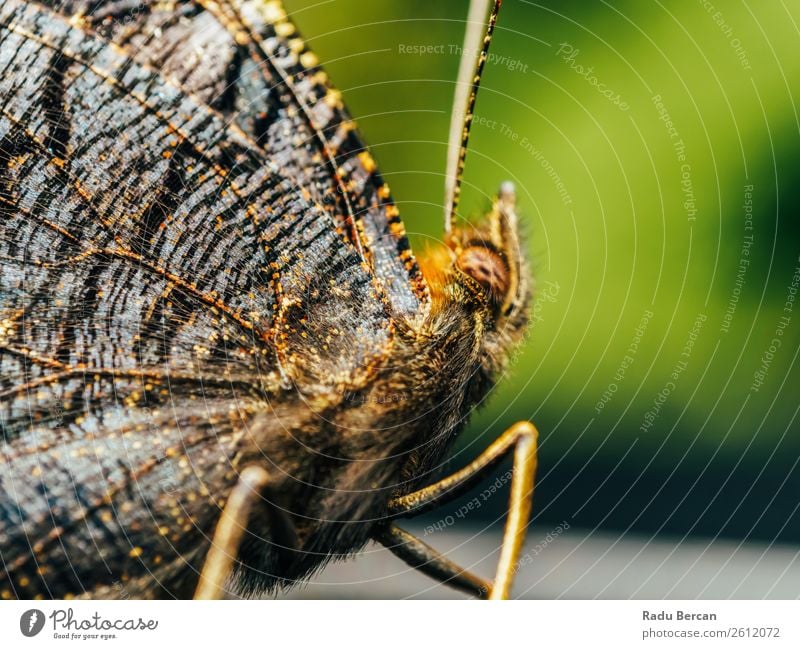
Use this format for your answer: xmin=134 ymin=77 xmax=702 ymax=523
xmin=358 ymin=151 xmax=376 ymax=174
xmin=259 ymin=0 xmax=287 ymax=23
xmin=129 ymin=547 xmax=144 ymax=558
xmin=6 ymin=153 xmax=28 ymax=169
xmin=193 ymin=344 xmax=211 ymax=359
xmin=324 ymin=88 xmax=343 ymax=109
xmin=312 ymin=70 xmax=329 ymax=86
xmin=300 ymin=51 xmax=318 ymax=68
xmin=0 ymin=318 xmax=14 ymax=344
xmin=275 ymin=21 xmax=294 ymax=38
xmin=69 ymin=12 xmax=87 ymax=27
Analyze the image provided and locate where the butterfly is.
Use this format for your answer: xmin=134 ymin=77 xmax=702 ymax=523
xmin=0 ymin=0 xmax=536 ymax=599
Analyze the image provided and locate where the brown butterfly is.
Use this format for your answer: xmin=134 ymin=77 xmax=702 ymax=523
xmin=0 ymin=0 xmax=537 ymax=599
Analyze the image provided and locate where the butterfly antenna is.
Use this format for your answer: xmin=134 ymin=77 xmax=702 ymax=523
xmin=444 ymin=0 xmax=502 ymax=237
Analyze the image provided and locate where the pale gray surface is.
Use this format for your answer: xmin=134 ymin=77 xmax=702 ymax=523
xmin=280 ymin=524 xmax=800 ymax=599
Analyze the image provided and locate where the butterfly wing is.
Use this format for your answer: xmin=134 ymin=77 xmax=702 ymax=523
xmin=1 ymin=404 xmax=267 ymax=598
xmin=0 ymin=0 xmax=391 ymax=597
xmin=40 ymin=0 xmax=430 ymax=317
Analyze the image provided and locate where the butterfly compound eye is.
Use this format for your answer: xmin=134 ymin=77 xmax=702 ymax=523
xmin=457 ymin=245 xmax=511 ymax=306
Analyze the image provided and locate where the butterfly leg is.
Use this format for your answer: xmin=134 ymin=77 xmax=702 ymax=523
xmin=374 ymin=523 xmax=491 ymax=598
xmin=194 ymin=466 xmax=295 ymax=599
xmin=383 ymin=420 xmax=538 ymax=599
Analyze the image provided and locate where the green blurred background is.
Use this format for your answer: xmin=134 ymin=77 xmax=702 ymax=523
xmin=284 ymin=0 xmax=800 ymax=545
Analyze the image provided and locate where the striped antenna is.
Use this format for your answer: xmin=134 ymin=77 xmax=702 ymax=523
xmin=444 ymin=0 xmax=502 ymax=236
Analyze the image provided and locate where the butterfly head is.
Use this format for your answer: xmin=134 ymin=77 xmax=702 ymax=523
xmin=449 ymin=181 xmax=530 ymax=337
xmin=419 ymin=182 xmax=531 ymax=383
xmin=451 ymin=182 xmax=528 ymax=324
